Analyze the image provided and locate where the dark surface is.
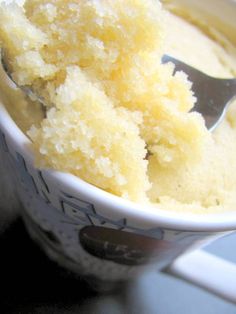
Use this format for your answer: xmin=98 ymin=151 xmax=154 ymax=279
xmin=1 ymin=213 xmax=236 ymax=314
xmin=0 ymin=218 xmax=97 ymax=313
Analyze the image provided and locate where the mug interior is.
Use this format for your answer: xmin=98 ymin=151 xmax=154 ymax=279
xmin=0 ymin=0 xmax=236 ymax=232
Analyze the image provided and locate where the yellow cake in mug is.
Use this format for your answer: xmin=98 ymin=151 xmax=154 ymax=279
xmin=0 ymin=0 xmax=236 ymax=214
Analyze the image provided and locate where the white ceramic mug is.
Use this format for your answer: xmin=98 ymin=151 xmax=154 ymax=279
xmin=0 ymin=0 xmax=236 ymax=303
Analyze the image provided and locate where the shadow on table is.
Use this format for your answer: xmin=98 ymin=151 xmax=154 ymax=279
xmin=0 ymin=218 xmax=102 ymax=313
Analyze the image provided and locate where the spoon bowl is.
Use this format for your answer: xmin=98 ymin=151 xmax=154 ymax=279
xmin=1 ymin=49 xmax=48 ymax=113
xmin=162 ymin=55 xmax=236 ymax=131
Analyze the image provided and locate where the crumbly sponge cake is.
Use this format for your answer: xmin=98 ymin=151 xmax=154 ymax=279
xmin=0 ymin=0 xmax=235 ymax=213
xmin=0 ymin=0 xmax=207 ymax=203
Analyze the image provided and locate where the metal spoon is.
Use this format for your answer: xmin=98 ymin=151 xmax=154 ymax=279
xmin=1 ymin=49 xmax=48 ymax=112
xmin=1 ymin=49 xmax=236 ymax=131
xmin=162 ymin=55 xmax=236 ymax=131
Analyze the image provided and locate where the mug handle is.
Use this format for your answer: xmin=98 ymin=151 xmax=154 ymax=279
xmin=166 ymin=249 xmax=236 ymax=303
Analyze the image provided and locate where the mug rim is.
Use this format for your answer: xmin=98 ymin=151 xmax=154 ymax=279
xmin=1 ymin=102 xmax=236 ymax=232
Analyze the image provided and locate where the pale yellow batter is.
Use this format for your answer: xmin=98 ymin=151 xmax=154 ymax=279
xmin=0 ymin=0 xmax=236 ymax=214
